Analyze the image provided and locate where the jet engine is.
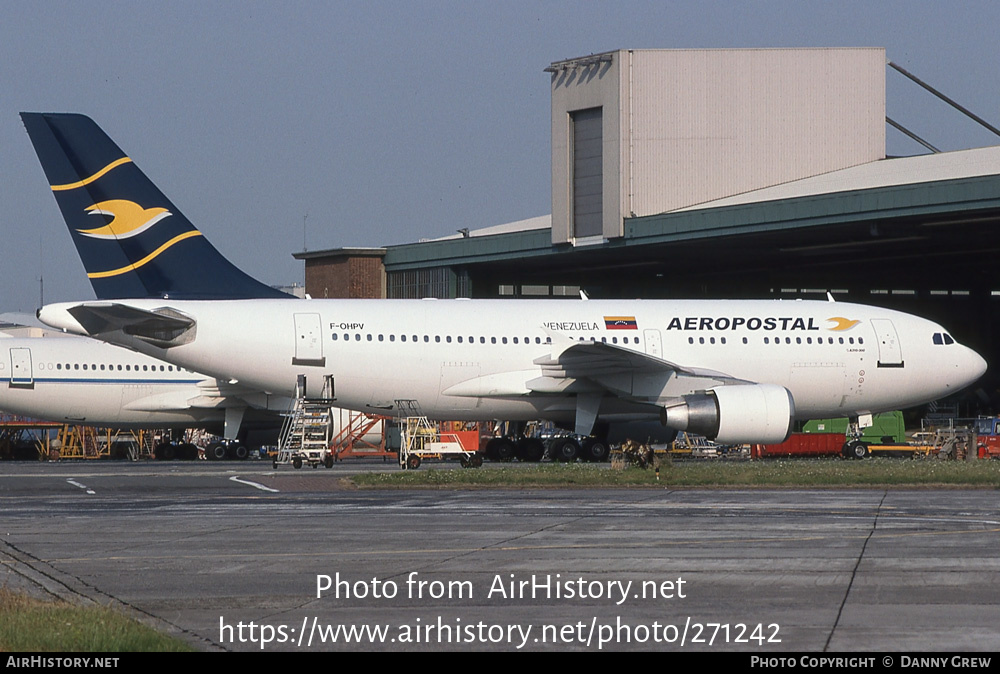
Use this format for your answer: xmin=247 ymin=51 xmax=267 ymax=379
xmin=662 ymin=384 xmax=794 ymax=444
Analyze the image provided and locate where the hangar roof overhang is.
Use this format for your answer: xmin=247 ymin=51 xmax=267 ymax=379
xmin=383 ymin=146 xmax=1000 ymax=284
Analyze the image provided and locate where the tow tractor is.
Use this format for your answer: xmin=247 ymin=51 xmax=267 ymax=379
xmin=399 ymin=417 xmax=482 ymax=470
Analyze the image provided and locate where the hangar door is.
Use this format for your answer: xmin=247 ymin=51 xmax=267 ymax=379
xmin=571 ymin=107 xmax=603 ymax=239
xmin=9 ymin=347 xmax=33 ymax=387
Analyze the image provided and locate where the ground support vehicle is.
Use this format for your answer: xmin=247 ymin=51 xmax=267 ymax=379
xmin=973 ymin=417 xmax=1000 ymax=459
xmin=273 ymin=398 xmax=334 ymax=469
xmin=399 ymin=416 xmax=482 ymax=470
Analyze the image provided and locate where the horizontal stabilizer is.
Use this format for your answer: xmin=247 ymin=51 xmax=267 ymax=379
xmin=65 ymin=303 xmax=195 ymax=347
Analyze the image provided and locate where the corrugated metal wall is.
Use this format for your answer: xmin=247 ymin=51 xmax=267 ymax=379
xmin=624 ymin=48 xmax=885 ymax=219
xmin=550 ymin=48 xmax=886 ymax=245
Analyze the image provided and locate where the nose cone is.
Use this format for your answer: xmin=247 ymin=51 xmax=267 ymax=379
xmin=967 ymin=347 xmax=988 ymax=385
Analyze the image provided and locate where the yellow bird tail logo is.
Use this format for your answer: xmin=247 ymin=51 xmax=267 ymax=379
xmin=77 ymin=200 xmax=172 ymax=240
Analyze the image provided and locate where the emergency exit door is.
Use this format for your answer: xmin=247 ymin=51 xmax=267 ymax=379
xmin=9 ymin=348 xmax=33 ymax=387
xmin=292 ymin=313 xmax=326 ymax=367
xmin=871 ymin=319 xmax=904 ymax=368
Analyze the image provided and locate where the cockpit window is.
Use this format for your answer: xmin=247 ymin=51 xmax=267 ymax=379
xmin=933 ymin=333 xmax=943 ymax=345
xmin=933 ymin=332 xmax=956 ymax=345
xmin=944 ymin=333 xmax=955 ymax=345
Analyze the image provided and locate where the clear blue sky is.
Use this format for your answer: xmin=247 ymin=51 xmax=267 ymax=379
xmin=1 ymin=0 xmax=998 ymax=310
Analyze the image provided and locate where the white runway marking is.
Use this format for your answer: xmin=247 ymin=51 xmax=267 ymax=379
xmin=229 ymin=476 xmax=279 ymax=493
xmin=66 ymin=479 xmax=95 ymax=494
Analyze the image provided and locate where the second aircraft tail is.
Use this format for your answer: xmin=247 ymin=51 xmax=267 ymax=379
xmin=21 ymin=112 xmax=291 ymax=300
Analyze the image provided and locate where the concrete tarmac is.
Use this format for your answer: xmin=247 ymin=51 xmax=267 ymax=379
xmin=1 ymin=460 xmax=997 ymax=652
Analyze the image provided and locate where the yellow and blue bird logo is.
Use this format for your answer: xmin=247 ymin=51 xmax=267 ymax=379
xmin=77 ymin=199 xmax=172 ymax=239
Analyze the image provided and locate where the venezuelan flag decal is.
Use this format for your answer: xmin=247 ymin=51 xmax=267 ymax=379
xmin=604 ymin=316 xmax=638 ymax=330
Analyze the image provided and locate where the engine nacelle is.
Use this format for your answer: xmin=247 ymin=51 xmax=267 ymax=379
xmin=662 ymin=384 xmax=794 ymax=444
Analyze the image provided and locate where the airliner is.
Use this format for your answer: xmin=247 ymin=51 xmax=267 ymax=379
xmin=25 ymin=113 xmax=988 ymax=457
xmin=0 ymin=328 xmax=291 ymax=459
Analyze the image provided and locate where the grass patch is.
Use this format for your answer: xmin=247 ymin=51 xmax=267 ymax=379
xmin=0 ymin=587 xmax=195 ymax=652
xmin=349 ymin=458 xmax=1000 ymax=489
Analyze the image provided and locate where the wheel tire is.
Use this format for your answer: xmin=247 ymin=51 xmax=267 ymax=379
xmin=517 ymin=437 xmax=545 ymax=462
xmin=208 ymin=443 xmax=228 ymax=461
xmin=551 ymin=437 xmax=580 ymax=462
xmin=484 ymin=438 xmax=502 ymax=461
xmin=159 ymin=443 xmax=176 ymax=461
xmin=233 ymin=444 xmax=249 ymax=460
xmin=487 ymin=438 xmax=516 ymax=462
xmin=470 ymin=453 xmax=483 ymax=468
xmin=406 ymin=455 xmax=422 ymax=470
xmin=324 ymin=456 xmax=334 ymax=469
xmin=460 ymin=456 xmax=470 ymax=468
xmin=849 ymin=441 xmax=869 ymax=459
xmin=292 ymin=457 xmax=303 ymax=469
xmin=272 ymin=460 xmax=278 ymax=469
xmin=581 ymin=438 xmax=610 ymax=462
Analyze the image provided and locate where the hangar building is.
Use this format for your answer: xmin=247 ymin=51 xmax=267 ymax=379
xmin=295 ymin=48 xmax=1000 ymax=412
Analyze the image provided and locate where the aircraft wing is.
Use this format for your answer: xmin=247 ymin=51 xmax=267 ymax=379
xmin=443 ymin=334 xmax=751 ymax=435
xmin=533 ymin=337 xmax=733 ymax=380
xmin=123 ymin=379 xmax=289 ymax=413
xmin=529 ymin=336 xmax=751 ymax=394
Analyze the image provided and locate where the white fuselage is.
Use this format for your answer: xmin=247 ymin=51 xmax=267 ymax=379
xmin=0 ymin=333 xmax=289 ymax=431
xmin=0 ymin=334 xmax=211 ymax=426
xmin=38 ymin=298 xmax=988 ymax=430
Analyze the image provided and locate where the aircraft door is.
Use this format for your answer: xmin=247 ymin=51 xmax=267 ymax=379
xmin=9 ymin=348 xmax=33 ymax=387
xmin=871 ymin=319 xmax=904 ymax=368
xmin=292 ymin=313 xmax=326 ymax=367
xmin=644 ymin=329 xmax=662 ymax=359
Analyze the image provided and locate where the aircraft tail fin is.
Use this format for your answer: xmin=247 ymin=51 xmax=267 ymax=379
xmin=21 ymin=112 xmax=290 ymax=300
